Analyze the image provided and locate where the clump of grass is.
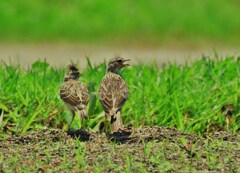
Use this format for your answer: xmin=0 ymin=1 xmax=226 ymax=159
xmin=122 ymin=57 xmax=239 ymax=134
xmin=0 ymin=56 xmax=239 ymax=137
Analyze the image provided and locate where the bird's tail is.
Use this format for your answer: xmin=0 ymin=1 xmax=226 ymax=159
xmin=110 ymin=111 xmax=123 ymax=133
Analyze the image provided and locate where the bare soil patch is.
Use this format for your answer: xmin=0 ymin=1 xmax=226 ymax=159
xmin=0 ymin=126 xmax=239 ymax=172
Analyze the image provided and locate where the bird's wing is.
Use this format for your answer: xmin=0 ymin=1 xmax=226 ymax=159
xmin=98 ymin=77 xmax=113 ymax=113
xmin=98 ymin=73 xmax=129 ymax=114
xmin=60 ymin=80 xmax=89 ymax=109
xmin=114 ymin=77 xmax=129 ymax=109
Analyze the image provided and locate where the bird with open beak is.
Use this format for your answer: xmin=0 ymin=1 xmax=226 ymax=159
xmin=98 ymin=57 xmax=130 ymax=132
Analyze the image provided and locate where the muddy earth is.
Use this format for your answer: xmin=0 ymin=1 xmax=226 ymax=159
xmin=0 ymin=126 xmax=239 ymax=172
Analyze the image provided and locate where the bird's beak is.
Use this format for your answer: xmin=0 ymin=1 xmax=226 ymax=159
xmin=122 ymin=59 xmax=130 ymax=67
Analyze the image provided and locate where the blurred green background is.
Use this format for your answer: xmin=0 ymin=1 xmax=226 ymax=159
xmin=0 ymin=0 xmax=239 ymax=46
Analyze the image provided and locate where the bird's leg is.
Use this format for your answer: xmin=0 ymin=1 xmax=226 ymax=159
xmin=68 ymin=111 xmax=75 ymax=131
xmin=104 ymin=115 xmax=108 ymax=132
xmin=77 ymin=109 xmax=84 ymax=129
xmin=81 ymin=117 xmax=84 ymax=129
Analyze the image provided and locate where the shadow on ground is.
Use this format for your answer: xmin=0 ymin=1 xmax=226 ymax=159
xmin=0 ymin=126 xmax=239 ymax=172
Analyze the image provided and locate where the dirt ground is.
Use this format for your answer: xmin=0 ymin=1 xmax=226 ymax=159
xmin=0 ymin=43 xmax=239 ymax=69
xmin=0 ymin=126 xmax=239 ymax=172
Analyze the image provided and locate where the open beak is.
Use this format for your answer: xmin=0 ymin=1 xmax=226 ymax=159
xmin=122 ymin=59 xmax=130 ymax=67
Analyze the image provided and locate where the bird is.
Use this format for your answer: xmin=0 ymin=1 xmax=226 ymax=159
xmin=98 ymin=57 xmax=130 ymax=133
xmin=60 ymin=65 xmax=89 ymax=131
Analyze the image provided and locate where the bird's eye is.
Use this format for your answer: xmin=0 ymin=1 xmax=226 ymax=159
xmin=117 ymin=60 xmax=122 ymax=63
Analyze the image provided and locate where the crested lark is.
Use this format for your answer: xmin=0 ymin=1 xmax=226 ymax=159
xmin=98 ymin=57 xmax=130 ymax=133
xmin=60 ymin=65 xmax=89 ymax=130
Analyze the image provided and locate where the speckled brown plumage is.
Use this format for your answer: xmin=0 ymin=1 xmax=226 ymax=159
xmin=60 ymin=65 xmax=89 ymax=130
xmin=98 ymin=57 xmax=130 ymax=132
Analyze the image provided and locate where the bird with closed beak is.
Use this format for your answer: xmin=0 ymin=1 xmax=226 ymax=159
xmin=98 ymin=57 xmax=130 ymax=133
xmin=60 ymin=65 xmax=89 ymax=131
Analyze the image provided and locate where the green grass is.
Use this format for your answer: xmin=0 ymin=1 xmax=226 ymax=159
xmin=0 ymin=56 xmax=239 ymax=138
xmin=0 ymin=0 xmax=240 ymax=45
